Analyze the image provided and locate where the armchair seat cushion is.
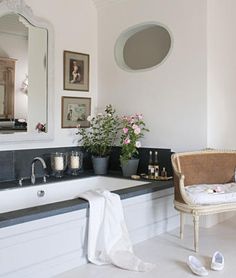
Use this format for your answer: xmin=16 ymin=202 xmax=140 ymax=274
xmin=185 ymin=182 xmax=236 ymax=205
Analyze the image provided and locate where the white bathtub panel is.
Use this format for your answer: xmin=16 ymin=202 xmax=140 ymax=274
xmin=3 ymin=252 xmax=87 ymax=278
xmin=0 ymin=209 xmax=87 ymax=240
xmin=124 ymin=195 xmax=177 ymax=231
xmin=0 ymin=216 xmax=88 ymax=278
xmin=129 ymin=214 xmax=179 ymax=244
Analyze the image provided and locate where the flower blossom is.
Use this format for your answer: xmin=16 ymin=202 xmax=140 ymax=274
xmin=135 ymin=141 xmax=141 ymax=148
xmin=35 ymin=122 xmax=45 ymax=132
xmin=124 ymin=138 xmax=130 ymax=145
xmin=134 ymin=127 xmax=141 ymax=135
xmin=137 ymin=114 xmax=143 ymax=120
xmin=87 ymin=115 xmax=92 ymax=122
xmin=132 ymin=124 xmax=141 ymax=135
xmin=123 ymin=127 xmax=128 ymax=134
xmin=127 ymin=116 xmax=134 ymax=124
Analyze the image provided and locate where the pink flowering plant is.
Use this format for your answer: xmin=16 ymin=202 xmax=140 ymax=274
xmin=120 ymin=114 xmax=149 ymax=164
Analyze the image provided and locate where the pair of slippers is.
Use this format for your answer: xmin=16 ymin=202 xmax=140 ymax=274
xmin=187 ymin=251 xmax=224 ymax=276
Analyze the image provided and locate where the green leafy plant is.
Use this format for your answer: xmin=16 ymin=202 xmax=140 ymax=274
xmin=76 ymin=105 xmax=120 ymax=157
xmin=120 ymin=114 xmax=149 ymax=164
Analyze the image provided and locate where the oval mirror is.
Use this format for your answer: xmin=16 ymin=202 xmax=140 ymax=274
xmin=115 ymin=23 xmax=172 ymax=71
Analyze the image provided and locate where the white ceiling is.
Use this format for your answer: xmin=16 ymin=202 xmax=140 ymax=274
xmin=92 ymin=0 xmax=126 ymax=9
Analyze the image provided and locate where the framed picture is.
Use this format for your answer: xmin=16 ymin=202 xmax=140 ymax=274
xmin=61 ymin=96 xmax=91 ymax=128
xmin=63 ymin=51 xmax=89 ymax=91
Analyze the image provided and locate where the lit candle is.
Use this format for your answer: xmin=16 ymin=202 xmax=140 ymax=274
xmin=71 ymin=155 xmax=79 ymax=169
xmin=55 ymin=156 xmax=64 ymax=171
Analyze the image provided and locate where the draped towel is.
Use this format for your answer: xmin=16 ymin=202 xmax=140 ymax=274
xmin=79 ymin=190 xmax=155 ymax=272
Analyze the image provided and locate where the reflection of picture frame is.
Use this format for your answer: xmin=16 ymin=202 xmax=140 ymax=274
xmin=63 ymin=51 xmax=89 ymax=91
xmin=61 ymin=97 xmax=91 ymax=128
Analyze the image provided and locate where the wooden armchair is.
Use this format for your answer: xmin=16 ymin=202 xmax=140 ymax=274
xmin=171 ymin=150 xmax=236 ymax=252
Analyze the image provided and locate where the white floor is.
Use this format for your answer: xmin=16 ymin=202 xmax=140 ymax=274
xmin=55 ymin=216 xmax=236 ymax=278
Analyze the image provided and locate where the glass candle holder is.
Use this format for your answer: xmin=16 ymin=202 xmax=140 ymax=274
xmin=51 ymin=152 xmax=67 ymax=178
xmin=68 ymin=151 xmax=82 ymax=175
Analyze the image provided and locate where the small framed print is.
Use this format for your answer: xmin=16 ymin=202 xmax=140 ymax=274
xmin=63 ymin=51 xmax=89 ymax=91
xmin=61 ymin=96 xmax=91 ymax=128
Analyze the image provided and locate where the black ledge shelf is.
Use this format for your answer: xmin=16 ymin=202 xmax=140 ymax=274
xmin=0 ymin=173 xmax=173 ymax=229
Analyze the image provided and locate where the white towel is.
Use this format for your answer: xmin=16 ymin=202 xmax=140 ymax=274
xmin=79 ymin=189 xmax=155 ymax=272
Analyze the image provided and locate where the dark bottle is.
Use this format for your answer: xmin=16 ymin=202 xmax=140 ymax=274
xmin=154 ymin=151 xmax=159 ymax=178
xmin=161 ymin=167 xmax=167 ymax=178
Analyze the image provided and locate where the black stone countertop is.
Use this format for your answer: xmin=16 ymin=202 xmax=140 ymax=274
xmin=0 ymin=172 xmax=173 ymax=228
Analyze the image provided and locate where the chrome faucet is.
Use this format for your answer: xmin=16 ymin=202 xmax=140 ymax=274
xmin=31 ymin=157 xmax=47 ymax=185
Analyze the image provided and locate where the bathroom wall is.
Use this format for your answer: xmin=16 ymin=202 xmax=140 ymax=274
xmin=0 ymin=0 xmax=97 ymax=150
xmin=97 ymin=0 xmax=208 ymax=152
xmin=207 ymin=0 xmax=236 ymax=150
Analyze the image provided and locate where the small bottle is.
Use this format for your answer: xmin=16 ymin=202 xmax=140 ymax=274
xmin=154 ymin=151 xmax=159 ymax=179
xmin=148 ymin=151 xmax=154 ymax=179
xmin=161 ymin=167 xmax=167 ymax=178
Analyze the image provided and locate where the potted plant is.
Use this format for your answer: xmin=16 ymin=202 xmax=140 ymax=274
xmin=77 ymin=105 xmax=120 ymax=174
xmin=120 ymin=113 xmax=149 ymax=177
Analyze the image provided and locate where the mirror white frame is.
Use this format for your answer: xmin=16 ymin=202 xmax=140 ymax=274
xmin=0 ymin=0 xmax=54 ymax=143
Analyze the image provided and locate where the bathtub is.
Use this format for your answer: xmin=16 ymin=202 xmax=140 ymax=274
xmin=0 ymin=176 xmax=176 ymax=278
xmin=0 ymin=176 xmax=149 ymax=213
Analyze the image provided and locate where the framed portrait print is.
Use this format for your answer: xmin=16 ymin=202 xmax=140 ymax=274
xmin=61 ymin=97 xmax=91 ymax=128
xmin=63 ymin=51 xmax=89 ymax=91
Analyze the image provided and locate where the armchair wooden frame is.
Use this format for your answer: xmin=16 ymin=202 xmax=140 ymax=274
xmin=171 ymin=150 xmax=236 ymax=252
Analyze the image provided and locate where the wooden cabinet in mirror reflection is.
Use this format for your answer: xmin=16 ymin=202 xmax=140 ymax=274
xmin=0 ymin=57 xmax=15 ymax=120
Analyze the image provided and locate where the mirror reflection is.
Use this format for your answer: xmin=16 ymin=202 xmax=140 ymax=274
xmin=0 ymin=13 xmax=48 ymax=133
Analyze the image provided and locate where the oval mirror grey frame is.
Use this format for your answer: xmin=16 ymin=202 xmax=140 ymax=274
xmin=114 ymin=22 xmax=173 ymax=72
xmin=0 ymin=0 xmax=54 ymax=144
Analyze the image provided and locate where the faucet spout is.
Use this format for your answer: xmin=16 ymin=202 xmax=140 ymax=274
xmin=31 ymin=157 xmax=47 ymax=185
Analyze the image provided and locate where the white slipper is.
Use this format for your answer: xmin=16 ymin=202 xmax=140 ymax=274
xmin=211 ymin=251 xmax=224 ymax=271
xmin=187 ymin=256 xmax=208 ymax=276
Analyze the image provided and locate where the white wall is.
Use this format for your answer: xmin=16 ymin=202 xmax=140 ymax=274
xmin=97 ymin=0 xmax=207 ymax=152
xmin=0 ymin=0 xmax=97 ymax=150
xmin=207 ymin=0 xmax=236 ymax=150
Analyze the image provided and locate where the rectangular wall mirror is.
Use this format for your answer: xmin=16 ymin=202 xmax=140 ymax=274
xmin=0 ymin=0 xmax=54 ymax=143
